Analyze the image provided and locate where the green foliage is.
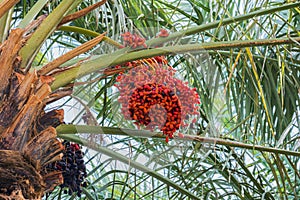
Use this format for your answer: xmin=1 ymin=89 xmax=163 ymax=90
xmin=6 ymin=0 xmax=300 ymax=199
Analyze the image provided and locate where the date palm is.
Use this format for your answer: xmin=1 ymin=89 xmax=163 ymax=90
xmin=0 ymin=0 xmax=299 ymax=199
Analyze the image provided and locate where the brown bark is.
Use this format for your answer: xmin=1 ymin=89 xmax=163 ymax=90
xmin=0 ymin=0 xmax=20 ymax=19
xmin=0 ymin=29 xmax=25 ymax=103
xmin=0 ymin=26 xmax=64 ymax=200
xmin=0 ymin=150 xmax=44 ymax=199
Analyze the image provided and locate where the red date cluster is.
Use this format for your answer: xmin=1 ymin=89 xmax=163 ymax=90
xmin=120 ymin=29 xmax=169 ymax=49
xmin=115 ymin=61 xmax=200 ymax=141
xmin=158 ymin=28 xmax=169 ymax=37
xmin=128 ymin=83 xmax=181 ymax=140
xmin=114 ymin=30 xmax=200 ymax=142
xmin=121 ymin=32 xmax=147 ymax=48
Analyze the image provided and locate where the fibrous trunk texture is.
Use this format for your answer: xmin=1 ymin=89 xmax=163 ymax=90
xmin=0 ymin=28 xmax=64 ymax=199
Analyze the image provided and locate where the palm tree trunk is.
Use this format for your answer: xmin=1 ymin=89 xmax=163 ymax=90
xmin=0 ymin=28 xmax=64 ymax=199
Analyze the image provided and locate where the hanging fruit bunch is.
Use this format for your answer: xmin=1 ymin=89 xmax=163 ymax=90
xmin=114 ymin=30 xmax=200 ymax=142
xmin=46 ymin=140 xmax=87 ymax=197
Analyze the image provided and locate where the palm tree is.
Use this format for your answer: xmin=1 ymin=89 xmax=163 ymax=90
xmin=0 ymin=0 xmax=299 ymax=199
